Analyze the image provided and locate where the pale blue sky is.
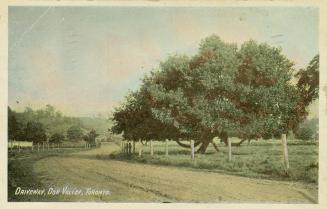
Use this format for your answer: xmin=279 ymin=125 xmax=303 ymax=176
xmin=9 ymin=6 xmax=318 ymax=116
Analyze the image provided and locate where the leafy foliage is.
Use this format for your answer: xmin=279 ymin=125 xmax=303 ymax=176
xmin=8 ymin=105 xmax=108 ymax=143
xmin=23 ymin=121 xmax=47 ymax=143
xmin=295 ymin=118 xmax=318 ymax=140
xmin=111 ymin=35 xmax=319 ymax=153
xmin=50 ymin=133 xmax=65 ymax=143
xmin=8 ymin=107 xmax=24 ymax=141
xmin=67 ymin=125 xmax=84 ymax=141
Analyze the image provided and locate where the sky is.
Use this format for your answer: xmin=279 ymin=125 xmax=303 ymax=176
xmin=8 ymin=6 xmax=319 ymax=117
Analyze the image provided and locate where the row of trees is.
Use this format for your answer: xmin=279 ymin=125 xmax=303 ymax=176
xmin=8 ymin=105 xmax=99 ymax=145
xmin=111 ymin=35 xmax=319 ymax=153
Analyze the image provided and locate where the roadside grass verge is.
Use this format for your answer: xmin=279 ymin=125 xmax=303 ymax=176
xmin=107 ymin=140 xmax=318 ymax=184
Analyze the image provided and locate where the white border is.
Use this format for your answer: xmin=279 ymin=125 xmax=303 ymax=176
xmin=0 ymin=1 xmax=326 ymax=209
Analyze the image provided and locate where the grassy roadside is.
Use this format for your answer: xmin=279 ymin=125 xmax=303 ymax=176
xmin=107 ymin=140 xmax=318 ymax=184
xmin=8 ymin=148 xmax=86 ymax=201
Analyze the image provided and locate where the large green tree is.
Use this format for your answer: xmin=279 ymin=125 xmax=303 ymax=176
xmin=112 ymin=35 xmax=319 ymax=153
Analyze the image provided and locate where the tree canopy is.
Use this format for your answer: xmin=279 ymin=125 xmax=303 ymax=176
xmin=67 ymin=125 xmax=84 ymax=141
xmin=111 ymin=35 xmax=319 ymax=153
xmin=24 ymin=121 xmax=47 ymax=143
xmin=50 ymin=132 xmax=65 ymax=144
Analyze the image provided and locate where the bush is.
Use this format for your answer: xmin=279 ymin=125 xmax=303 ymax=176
xmin=295 ymin=118 xmax=318 ymax=141
xmin=50 ymin=133 xmax=65 ymax=143
xmin=296 ymin=127 xmax=314 ymax=140
xmin=67 ymin=125 xmax=83 ymax=141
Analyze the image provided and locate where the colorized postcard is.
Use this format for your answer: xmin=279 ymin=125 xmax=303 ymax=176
xmin=0 ymin=1 xmax=326 ymax=209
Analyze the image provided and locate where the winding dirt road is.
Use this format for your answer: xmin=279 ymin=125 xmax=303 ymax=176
xmin=33 ymin=142 xmax=317 ymax=203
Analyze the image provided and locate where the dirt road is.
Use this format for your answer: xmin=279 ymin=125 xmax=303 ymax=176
xmin=33 ymin=142 xmax=317 ymax=203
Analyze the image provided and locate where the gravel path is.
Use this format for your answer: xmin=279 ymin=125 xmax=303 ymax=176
xmin=33 ymin=143 xmax=317 ymax=203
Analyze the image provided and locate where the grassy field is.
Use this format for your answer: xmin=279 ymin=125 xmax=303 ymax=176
xmin=110 ymin=139 xmax=318 ymax=184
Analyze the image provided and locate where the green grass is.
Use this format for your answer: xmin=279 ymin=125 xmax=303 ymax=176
xmin=8 ymin=148 xmax=86 ymax=201
xmin=109 ymin=139 xmax=318 ymax=184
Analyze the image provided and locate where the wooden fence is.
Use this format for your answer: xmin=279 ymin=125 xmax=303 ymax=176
xmin=121 ymin=134 xmax=290 ymax=172
xmin=8 ymin=141 xmax=93 ymax=153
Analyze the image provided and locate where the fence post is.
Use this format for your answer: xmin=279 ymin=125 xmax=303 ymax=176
xmin=31 ymin=143 xmax=33 ymax=152
xmin=57 ymin=143 xmax=60 ymax=151
xmin=138 ymin=140 xmax=142 ymax=156
xmin=37 ymin=143 xmax=40 ymax=152
xmin=191 ymin=140 xmax=195 ymax=159
xmin=121 ymin=141 xmax=124 ymax=152
xmin=42 ymin=142 xmax=45 ymax=152
xmin=47 ymin=143 xmax=49 ymax=150
xmin=165 ymin=139 xmax=169 ymax=156
xmin=133 ymin=141 xmax=136 ymax=154
xmin=121 ymin=141 xmax=123 ymax=152
xmin=18 ymin=142 xmax=21 ymax=153
xmin=281 ymin=134 xmax=289 ymax=173
xmin=150 ymin=140 xmax=154 ymax=156
xmin=228 ymin=138 xmax=232 ymax=162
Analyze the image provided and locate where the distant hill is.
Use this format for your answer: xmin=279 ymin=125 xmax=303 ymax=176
xmin=78 ymin=117 xmax=113 ymax=135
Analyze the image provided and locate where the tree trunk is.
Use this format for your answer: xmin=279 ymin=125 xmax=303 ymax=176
xmin=211 ymin=141 xmax=219 ymax=152
xmin=175 ymin=139 xmax=201 ymax=148
xmin=165 ymin=139 xmax=169 ymax=156
xmin=196 ymin=140 xmax=210 ymax=154
xmin=232 ymin=138 xmax=247 ymax=146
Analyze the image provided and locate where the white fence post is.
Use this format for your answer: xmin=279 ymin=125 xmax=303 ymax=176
xmin=228 ymin=138 xmax=232 ymax=162
xmin=150 ymin=140 xmax=154 ymax=156
xmin=191 ymin=140 xmax=195 ymax=159
xmin=138 ymin=140 xmax=142 ymax=156
xmin=37 ymin=143 xmax=40 ymax=152
xmin=165 ymin=139 xmax=169 ymax=156
xmin=10 ymin=141 xmax=13 ymax=152
xmin=121 ymin=141 xmax=123 ymax=152
xmin=281 ymin=134 xmax=290 ymax=172
xmin=122 ymin=142 xmax=124 ymax=153
xmin=31 ymin=143 xmax=34 ymax=152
